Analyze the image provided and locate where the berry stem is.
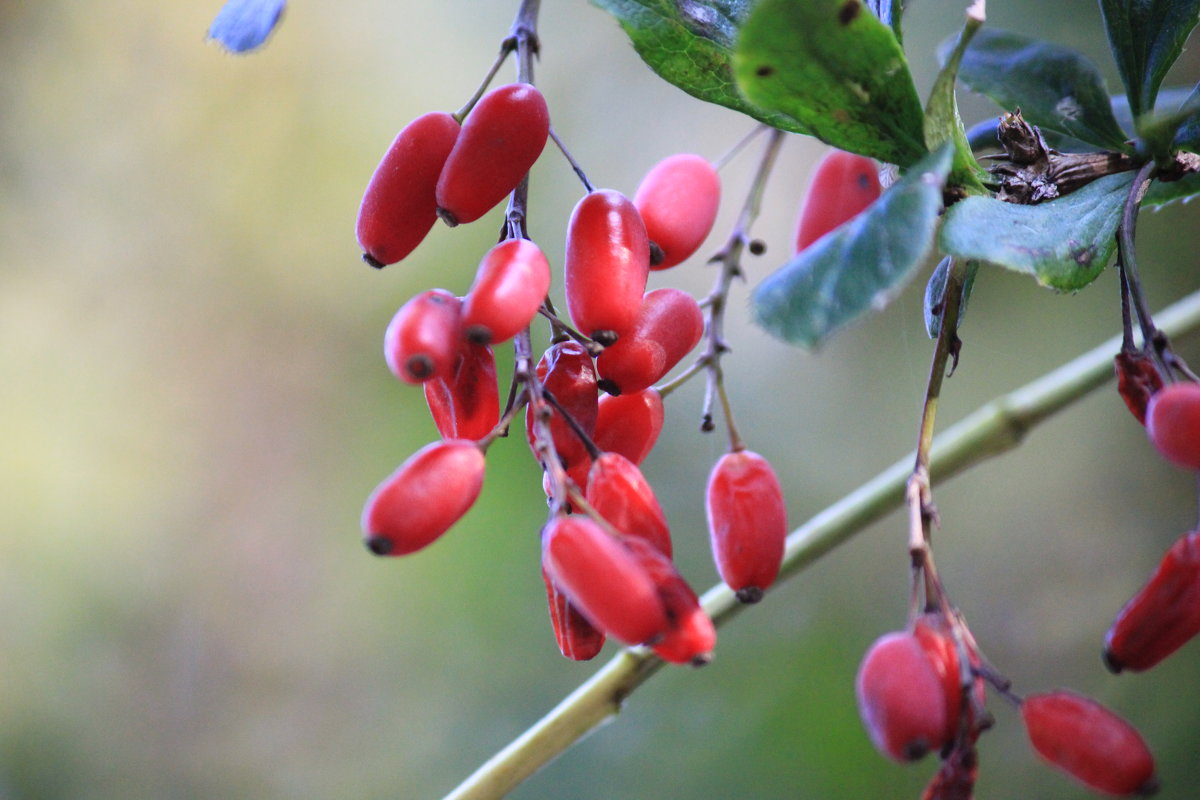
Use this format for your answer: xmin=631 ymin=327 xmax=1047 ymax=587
xmin=549 ymin=127 xmax=595 ymax=193
xmin=439 ymin=279 xmax=1200 ymax=800
xmin=695 ymin=127 xmax=785 ymax=444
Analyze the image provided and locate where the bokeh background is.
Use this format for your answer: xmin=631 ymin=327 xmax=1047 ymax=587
xmin=2 ymin=1 xmax=1199 ymax=798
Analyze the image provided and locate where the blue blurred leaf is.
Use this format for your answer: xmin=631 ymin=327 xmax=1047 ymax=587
xmin=751 ymin=144 xmax=953 ymax=348
xmin=208 ymin=0 xmax=286 ymax=54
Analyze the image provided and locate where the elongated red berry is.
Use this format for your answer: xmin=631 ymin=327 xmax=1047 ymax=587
xmin=705 ymin=449 xmax=787 ymax=603
xmin=435 ymin=83 xmax=550 ymax=225
xmin=623 ymin=538 xmax=716 ymax=665
xmin=543 ymin=566 xmax=606 ymax=661
xmin=356 ymin=112 xmax=461 ymax=267
xmin=1114 ymin=351 xmax=1163 ymax=425
xmin=596 ymin=288 xmax=704 ymax=395
xmin=856 ymin=631 xmax=950 ymax=763
xmin=1146 ymin=382 xmax=1200 ymax=469
xmin=384 ymin=289 xmax=463 ymax=384
xmin=541 ymin=516 xmax=669 ymax=646
xmin=423 ymin=342 xmax=499 ymax=440
xmin=633 ymin=153 xmax=721 ymax=269
xmin=912 ymin=612 xmax=985 ymax=744
xmin=794 ymin=149 xmax=881 ymax=253
xmin=361 ymin=439 xmax=486 ymax=556
xmin=1021 ymin=691 xmax=1158 ymax=796
xmin=461 ymin=238 xmax=551 ymax=344
xmin=525 ymin=341 xmax=599 ymax=473
xmin=1104 ymin=530 xmax=1200 ymax=673
xmin=594 ymin=389 xmax=665 ymax=466
xmin=586 ymin=452 xmax=672 ymax=557
xmin=564 ymin=189 xmax=650 ymax=343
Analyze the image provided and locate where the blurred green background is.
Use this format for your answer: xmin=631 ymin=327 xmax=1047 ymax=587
xmin=2 ymin=1 xmax=1199 ymax=798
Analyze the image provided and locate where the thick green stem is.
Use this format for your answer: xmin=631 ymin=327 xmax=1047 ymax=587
xmin=441 ymin=288 xmax=1200 ymax=800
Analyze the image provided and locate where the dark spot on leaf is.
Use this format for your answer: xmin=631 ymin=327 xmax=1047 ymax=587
xmin=838 ymin=0 xmax=861 ymax=25
xmin=756 ymin=65 xmax=775 ymax=77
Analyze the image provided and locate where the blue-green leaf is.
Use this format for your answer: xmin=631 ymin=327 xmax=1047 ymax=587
xmin=924 ymin=5 xmax=988 ymax=192
xmin=939 ymin=172 xmax=1135 ymax=291
xmin=751 ymin=145 xmax=954 ymax=348
xmin=948 ymin=28 xmax=1132 ymax=152
xmin=733 ymin=0 xmax=926 ymax=165
xmin=924 ymin=258 xmax=979 ymax=339
xmin=1099 ymin=0 xmax=1200 ymax=119
xmin=589 ymin=0 xmax=810 ymax=133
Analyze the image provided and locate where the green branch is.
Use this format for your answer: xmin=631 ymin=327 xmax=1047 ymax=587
xmin=441 ymin=287 xmax=1200 ymax=800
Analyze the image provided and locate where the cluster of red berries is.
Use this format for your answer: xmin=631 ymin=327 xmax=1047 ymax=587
xmin=353 ymin=75 xmax=798 ymax=666
xmin=856 ymin=613 xmax=1158 ymax=797
xmin=1107 ymin=357 xmax=1200 ymax=674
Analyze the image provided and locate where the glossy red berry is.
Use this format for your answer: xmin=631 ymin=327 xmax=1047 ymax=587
xmin=705 ymin=449 xmax=787 ymax=603
xmin=541 ymin=516 xmax=669 ymax=646
xmin=595 ymin=288 xmax=704 ymax=396
xmin=794 ymin=149 xmax=881 ymax=253
xmin=622 ymin=537 xmax=716 ymax=665
xmin=856 ymin=631 xmax=950 ymax=763
xmin=525 ymin=341 xmax=599 ymax=473
xmin=1146 ymin=382 xmax=1200 ymax=469
xmin=1104 ymin=530 xmax=1200 ymax=673
xmin=633 ymin=153 xmax=721 ymax=270
xmin=423 ymin=341 xmax=500 ymax=441
xmin=361 ymin=440 xmax=486 ymax=556
xmin=356 ymin=112 xmax=461 ymax=267
xmin=543 ymin=566 xmax=606 ymax=661
xmin=593 ymin=389 xmax=665 ymax=466
xmin=1114 ymin=351 xmax=1163 ymax=425
xmin=435 ymin=83 xmax=550 ymax=225
xmin=461 ymin=238 xmax=551 ymax=344
xmin=912 ymin=612 xmax=985 ymax=744
xmin=586 ymin=452 xmax=672 ymax=557
xmin=1021 ymin=691 xmax=1158 ymax=796
xmin=383 ymin=289 xmax=463 ymax=384
xmin=564 ymin=189 xmax=650 ymax=342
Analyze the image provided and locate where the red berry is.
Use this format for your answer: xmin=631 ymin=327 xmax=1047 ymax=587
xmin=361 ymin=440 xmax=486 ymax=556
xmin=794 ymin=149 xmax=881 ymax=253
xmin=705 ymin=449 xmax=787 ymax=603
xmin=423 ymin=341 xmax=500 ymax=441
xmin=856 ymin=631 xmax=950 ymax=763
xmin=461 ymin=238 xmax=551 ymax=344
xmin=1021 ymin=690 xmax=1158 ymax=796
xmin=564 ymin=190 xmax=650 ymax=342
xmin=542 ymin=566 xmax=606 ymax=661
xmin=1146 ymin=382 xmax=1200 ymax=469
xmin=541 ymin=516 xmax=669 ymax=646
xmin=435 ymin=83 xmax=550 ymax=225
xmin=356 ymin=112 xmax=461 ymax=267
xmin=1104 ymin=530 xmax=1200 ymax=673
xmin=912 ymin=612 xmax=985 ymax=745
xmin=593 ymin=389 xmax=665 ymax=466
xmin=384 ymin=289 xmax=463 ymax=384
xmin=525 ymin=341 xmax=599 ymax=473
xmin=586 ymin=452 xmax=672 ymax=557
xmin=595 ymin=288 xmax=704 ymax=396
xmin=633 ymin=153 xmax=721 ymax=269
xmin=622 ymin=538 xmax=716 ymax=665
xmin=1114 ymin=351 xmax=1164 ymax=425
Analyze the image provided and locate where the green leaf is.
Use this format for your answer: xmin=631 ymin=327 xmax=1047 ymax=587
xmin=939 ymin=172 xmax=1136 ymax=291
xmin=1099 ymin=0 xmax=1200 ymax=119
xmin=924 ymin=3 xmax=988 ymax=192
xmin=924 ymin=258 xmax=979 ymax=339
xmin=733 ymin=0 xmax=926 ymax=165
xmin=751 ymin=145 xmax=954 ymax=348
xmin=589 ymin=0 xmax=810 ymax=133
xmin=1143 ymin=169 xmax=1200 ymax=206
xmin=1168 ymin=83 xmax=1200 ymax=151
xmin=949 ymin=28 xmax=1132 ymax=152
